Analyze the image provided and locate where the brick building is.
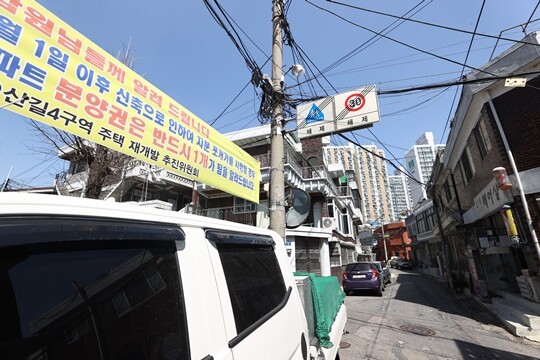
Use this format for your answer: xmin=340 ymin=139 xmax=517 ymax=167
xmin=373 ymin=221 xmax=411 ymax=262
xmin=428 ymin=31 xmax=540 ymax=298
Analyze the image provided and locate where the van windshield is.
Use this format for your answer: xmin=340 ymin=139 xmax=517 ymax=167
xmin=0 ymin=240 xmax=189 ymax=360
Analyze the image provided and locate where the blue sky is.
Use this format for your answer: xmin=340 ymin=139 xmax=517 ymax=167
xmin=1 ymin=0 xmax=540 ymax=188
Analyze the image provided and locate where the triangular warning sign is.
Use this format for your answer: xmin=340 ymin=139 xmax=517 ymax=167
xmin=306 ymin=104 xmax=324 ymax=124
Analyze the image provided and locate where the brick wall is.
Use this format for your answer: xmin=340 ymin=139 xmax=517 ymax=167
xmin=493 ymin=76 xmax=540 ymax=171
xmin=300 ymin=137 xmax=325 ymax=167
xmin=450 ymin=103 xmax=512 ymax=212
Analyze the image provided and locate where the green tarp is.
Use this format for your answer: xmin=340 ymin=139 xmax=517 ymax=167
xmin=294 ymin=272 xmax=345 ymax=348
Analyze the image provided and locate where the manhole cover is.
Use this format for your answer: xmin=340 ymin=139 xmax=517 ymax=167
xmin=340 ymin=341 xmax=351 ymax=349
xmin=400 ymin=324 xmax=435 ymax=336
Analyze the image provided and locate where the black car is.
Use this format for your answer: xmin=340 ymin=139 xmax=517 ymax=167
xmin=395 ymin=258 xmax=412 ymax=269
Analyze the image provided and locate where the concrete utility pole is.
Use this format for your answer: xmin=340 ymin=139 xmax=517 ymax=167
xmin=381 ymin=222 xmax=388 ymax=261
xmin=269 ymin=0 xmax=286 ymax=240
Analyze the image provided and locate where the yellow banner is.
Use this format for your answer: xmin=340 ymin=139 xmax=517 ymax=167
xmin=0 ymin=0 xmax=260 ymax=203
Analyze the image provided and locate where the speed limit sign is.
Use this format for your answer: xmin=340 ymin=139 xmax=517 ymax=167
xmin=344 ymin=93 xmax=366 ymax=112
xmin=334 ymin=85 xmax=380 ymax=132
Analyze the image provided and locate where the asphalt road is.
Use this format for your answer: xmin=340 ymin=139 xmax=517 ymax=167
xmin=338 ymin=268 xmax=540 ymax=360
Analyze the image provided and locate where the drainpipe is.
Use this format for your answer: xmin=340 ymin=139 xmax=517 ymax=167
xmin=486 ymin=93 xmax=540 ymax=263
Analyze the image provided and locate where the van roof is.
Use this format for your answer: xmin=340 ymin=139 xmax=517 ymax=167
xmin=0 ymin=193 xmax=272 ymax=236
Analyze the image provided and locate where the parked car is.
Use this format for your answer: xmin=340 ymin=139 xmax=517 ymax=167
xmin=395 ymin=258 xmax=412 ymax=270
xmin=0 ymin=193 xmax=346 ymax=360
xmin=373 ymin=261 xmax=391 ymax=284
xmin=342 ymin=261 xmax=384 ymax=296
xmin=390 ymin=257 xmax=411 ymax=269
xmin=389 ymin=257 xmax=400 ymax=268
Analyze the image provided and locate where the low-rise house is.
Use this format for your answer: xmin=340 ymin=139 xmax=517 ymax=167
xmin=372 ymin=221 xmax=411 ymax=263
xmin=428 ymin=31 xmax=540 ymax=299
xmin=56 ymin=125 xmax=364 ymax=277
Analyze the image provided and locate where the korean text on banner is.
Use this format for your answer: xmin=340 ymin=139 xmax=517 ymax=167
xmin=0 ymin=0 xmax=260 ymax=203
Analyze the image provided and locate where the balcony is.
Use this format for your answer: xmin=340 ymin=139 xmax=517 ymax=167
xmin=252 ymin=152 xmax=339 ymax=198
xmin=252 ymin=151 xmax=302 ymax=175
xmin=186 ymin=206 xmax=257 ymax=226
xmin=336 ymin=186 xmax=352 ymax=197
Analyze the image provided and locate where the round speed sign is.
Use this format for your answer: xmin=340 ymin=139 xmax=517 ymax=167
xmin=344 ymin=93 xmax=366 ymax=112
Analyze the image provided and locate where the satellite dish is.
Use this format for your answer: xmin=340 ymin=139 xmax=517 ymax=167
xmin=285 ymin=188 xmax=311 ymax=229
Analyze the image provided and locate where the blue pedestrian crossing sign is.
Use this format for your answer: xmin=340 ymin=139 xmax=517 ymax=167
xmin=306 ymin=104 xmax=324 ymax=124
xmin=296 ymin=95 xmax=336 ymax=139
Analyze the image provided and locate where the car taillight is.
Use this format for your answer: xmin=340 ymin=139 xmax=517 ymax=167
xmin=342 ymin=272 xmax=348 ymax=280
xmin=372 ymin=269 xmax=379 ymax=278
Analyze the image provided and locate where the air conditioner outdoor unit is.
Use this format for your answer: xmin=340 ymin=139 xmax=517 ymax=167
xmin=322 ymin=217 xmax=337 ymax=229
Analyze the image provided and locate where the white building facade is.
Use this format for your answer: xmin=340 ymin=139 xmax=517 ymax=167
xmin=388 ymin=171 xmax=411 ymax=221
xmin=404 ymin=132 xmax=445 ymax=208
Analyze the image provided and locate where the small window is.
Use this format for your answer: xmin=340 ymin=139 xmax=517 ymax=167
xmin=444 ymin=179 xmax=452 ymax=202
xmin=329 ymin=242 xmax=341 ymax=266
xmin=474 ymin=119 xmax=491 ymax=159
xmin=234 ymin=197 xmax=256 ymax=214
xmin=341 ymin=212 xmax=349 ymax=234
xmin=216 ymin=240 xmax=286 ymax=334
xmin=460 ymin=148 xmax=474 ymax=182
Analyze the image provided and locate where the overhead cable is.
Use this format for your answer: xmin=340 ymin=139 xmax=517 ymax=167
xmin=324 ymin=0 xmax=540 ymax=48
xmin=305 ymin=0 xmax=494 ymax=77
xmin=337 ymin=133 xmax=425 ymax=187
xmin=440 ymin=0 xmax=486 ymax=143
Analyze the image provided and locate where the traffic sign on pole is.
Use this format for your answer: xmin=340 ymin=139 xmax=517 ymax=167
xmin=296 ymin=96 xmax=335 ymax=139
xmin=334 ymin=85 xmax=380 ymax=133
xmin=296 ymin=85 xmax=380 ymax=139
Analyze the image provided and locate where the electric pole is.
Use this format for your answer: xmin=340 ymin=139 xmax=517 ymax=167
xmin=381 ymin=222 xmax=388 ymax=261
xmin=269 ymin=0 xmax=286 ymax=240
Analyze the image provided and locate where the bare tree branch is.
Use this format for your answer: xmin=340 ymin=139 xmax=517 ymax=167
xmin=25 ymin=41 xmax=139 ymax=199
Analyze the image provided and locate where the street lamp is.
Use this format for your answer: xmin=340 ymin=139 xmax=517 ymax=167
xmin=289 ymin=64 xmax=305 ymax=78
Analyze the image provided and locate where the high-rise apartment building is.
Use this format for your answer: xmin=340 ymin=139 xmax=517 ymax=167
xmin=388 ymin=169 xmax=411 ymax=221
xmin=403 ymin=132 xmax=445 ymax=208
xmin=324 ymin=143 xmax=394 ymax=225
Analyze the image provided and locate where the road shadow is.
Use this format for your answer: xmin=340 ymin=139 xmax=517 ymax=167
xmin=454 ymin=338 xmax=539 ymax=360
xmin=391 ymin=270 xmax=501 ymax=326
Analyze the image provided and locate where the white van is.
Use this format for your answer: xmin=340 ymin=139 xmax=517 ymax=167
xmin=0 ymin=193 xmax=345 ymax=360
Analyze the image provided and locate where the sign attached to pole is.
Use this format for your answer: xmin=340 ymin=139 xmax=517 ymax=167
xmin=296 ymin=96 xmax=335 ymax=139
xmin=334 ymin=85 xmax=380 ymax=133
xmin=0 ymin=0 xmax=260 ymax=203
xmin=296 ymin=85 xmax=380 ymax=139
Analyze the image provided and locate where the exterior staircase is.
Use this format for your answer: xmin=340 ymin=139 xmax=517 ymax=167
xmin=488 ymin=292 xmax=540 ymax=342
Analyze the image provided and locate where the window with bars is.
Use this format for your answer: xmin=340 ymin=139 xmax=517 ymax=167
xmin=234 ymin=197 xmax=256 ymax=213
xmin=329 ymin=242 xmax=341 ymax=266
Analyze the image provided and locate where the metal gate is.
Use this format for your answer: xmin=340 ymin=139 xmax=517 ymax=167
xmin=295 ymin=237 xmax=321 ymax=275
